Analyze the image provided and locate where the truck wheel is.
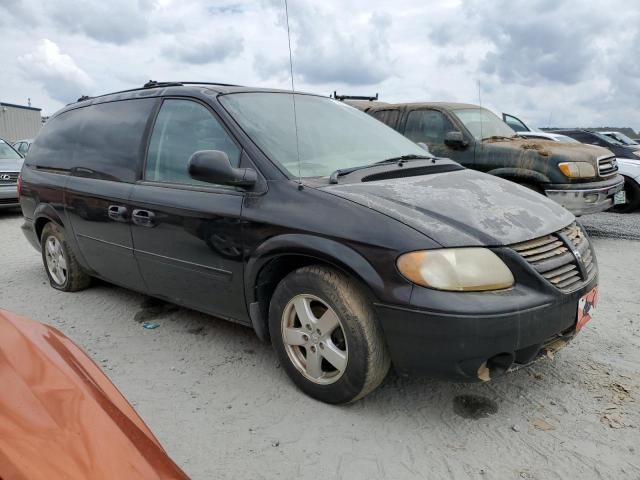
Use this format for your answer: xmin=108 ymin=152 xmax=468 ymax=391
xmin=612 ymin=177 xmax=640 ymax=213
xmin=269 ymin=265 xmax=390 ymax=404
xmin=41 ymin=222 xmax=91 ymax=292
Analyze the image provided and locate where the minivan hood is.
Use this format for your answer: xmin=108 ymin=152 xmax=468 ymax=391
xmin=484 ymin=137 xmax=613 ymax=164
xmin=0 ymin=157 xmax=24 ymax=172
xmin=321 ymin=169 xmax=574 ymax=247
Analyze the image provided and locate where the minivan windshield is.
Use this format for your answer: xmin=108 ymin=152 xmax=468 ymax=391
xmin=604 ymin=132 xmax=639 ymax=146
xmin=220 ymin=93 xmax=428 ymax=178
xmin=0 ymin=140 xmax=21 ymax=160
xmin=454 ymin=108 xmax=516 ymax=141
xmin=591 ymin=130 xmax=625 ymax=146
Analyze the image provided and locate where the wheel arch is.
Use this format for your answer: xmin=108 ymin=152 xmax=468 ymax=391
xmin=245 ymin=234 xmax=384 ymax=342
xmin=486 ymin=167 xmax=550 ymax=185
xmin=33 ymin=204 xmax=65 ymax=243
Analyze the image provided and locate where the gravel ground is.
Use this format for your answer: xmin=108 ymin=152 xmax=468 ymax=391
xmin=1 ymin=209 xmax=639 ymax=480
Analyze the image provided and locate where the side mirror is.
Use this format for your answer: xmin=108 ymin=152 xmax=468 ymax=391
xmin=188 ymin=150 xmax=257 ymax=188
xmin=444 ymin=131 xmax=468 ymax=148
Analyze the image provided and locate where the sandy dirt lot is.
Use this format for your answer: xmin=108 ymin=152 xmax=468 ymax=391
xmin=1 ymin=210 xmax=638 ymax=480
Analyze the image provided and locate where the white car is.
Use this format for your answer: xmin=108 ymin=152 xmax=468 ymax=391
xmin=613 ymin=158 xmax=640 ymax=213
xmin=12 ymin=138 xmax=33 ymax=156
xmin=501 ymin=113 xmax=580 ymax=143
xmin=0 ymin=138 xmax=24 ymax=209
xmin=516 ymin=131 xmax=581 ymax=144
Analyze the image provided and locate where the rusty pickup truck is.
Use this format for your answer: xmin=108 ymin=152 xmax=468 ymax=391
xmin=352 ymin=102 xmax=624 ymax=216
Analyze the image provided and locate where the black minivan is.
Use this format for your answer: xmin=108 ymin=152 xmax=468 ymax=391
xmin=20 ymin=82 xmax=599 ymax=403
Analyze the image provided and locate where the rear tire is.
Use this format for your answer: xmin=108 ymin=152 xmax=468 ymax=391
xmin=612 ymin=177 xmax=640 ymax=213
xmin=41 ymin=222 xmax=91 ymax=292
xmin=269 ymin=265 xmax=390 ymax=404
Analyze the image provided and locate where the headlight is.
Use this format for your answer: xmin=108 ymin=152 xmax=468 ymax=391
xmin=397 ymin=248 xmax=515 ymax=292
xmin=558 ymin=162 xmax=596 ymax=178
xmin=633 ymin=150 xmax=640 ymax=158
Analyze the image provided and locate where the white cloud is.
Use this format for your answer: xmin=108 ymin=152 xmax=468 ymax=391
xmin=164 ymin=31 xmax=244 ymax=65
xmin=0 ymin=0 xmax=638 ymax=133
xmin=44 ymin=0 xmax=157 ymax=45
xmin=257 ymin=2 xmax=395 ymax=86
xmin=17 ymin=39 xmax=93 ymax=103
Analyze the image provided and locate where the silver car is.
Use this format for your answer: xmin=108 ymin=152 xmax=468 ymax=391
xmin=0 ymin=138 xmax=23 ymax=209
xmin=12 ymin=138 xmax=33 ymax=156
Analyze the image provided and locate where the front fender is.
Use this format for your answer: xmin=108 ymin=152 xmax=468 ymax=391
xmin=244 ymin=234 xmax=385 ymax=304
xmin=486 ymin=167 xmax=551 ymax=184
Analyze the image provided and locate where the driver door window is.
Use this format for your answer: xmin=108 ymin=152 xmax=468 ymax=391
xmin=404 ymin=110 xmax=453 ymax=145
xmin=145 ymin=99 xmax=241 ymax=186
xmin=502 ymin=113 xmax=529 ymax=132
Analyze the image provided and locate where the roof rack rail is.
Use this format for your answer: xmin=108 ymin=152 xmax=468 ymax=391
xmin=177 ymin=81 xmax=242 ymax=87
xmin=143 ymin=80 xmax=184 ymax=89
xmin=332 ymin=91 xmax=379 ymax=101
xmin=71 ymin=81 xmax=240 ymax=106
xmin=143 ymin=80 xmax=242 ymax=89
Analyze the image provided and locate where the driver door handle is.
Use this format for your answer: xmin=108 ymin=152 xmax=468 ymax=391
xmin=132 ymin=209 xmax=155 ymax=227
xmin=107 ymin=205 xmax=128 ymax=222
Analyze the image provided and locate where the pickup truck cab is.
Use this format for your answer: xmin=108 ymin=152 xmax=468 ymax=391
xmin=356 ymin=102 xmax=624 ymax=216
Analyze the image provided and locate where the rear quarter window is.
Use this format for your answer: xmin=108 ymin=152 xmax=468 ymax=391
xmin=370 ymin=109 xmax=401 ymax=131
xmin=26 ymin=110 xmax=85 ymax=169
xmin=73 ymin=99 xmax=157 ymax=182
xmin=27 ymin=98 xmax=157 ymax=182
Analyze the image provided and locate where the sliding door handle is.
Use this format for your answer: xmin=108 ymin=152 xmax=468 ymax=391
xmin=132 ymin=209 xmax=156 ymax=227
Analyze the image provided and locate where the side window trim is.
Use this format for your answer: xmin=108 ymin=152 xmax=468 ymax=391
xmin=136 ymin=97 xmax=163 ymax=182
xmin=141 ymin=96 xmax=243 ymax=190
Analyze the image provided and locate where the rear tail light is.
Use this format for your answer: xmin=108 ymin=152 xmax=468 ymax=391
xmin=17 ymin=174 xmax=22 ymax=197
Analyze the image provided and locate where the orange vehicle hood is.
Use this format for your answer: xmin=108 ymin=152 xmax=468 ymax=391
xmin=0 ymin=309 xmax=189 ymax=480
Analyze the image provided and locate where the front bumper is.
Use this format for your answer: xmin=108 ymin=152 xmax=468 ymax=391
xmin=0 ymin=185 xmax=19 ymax=209
xmin=375 ymin=248 xmax=598 ymax=381
xmin=544 ymin=175 xmax=624 ymax=216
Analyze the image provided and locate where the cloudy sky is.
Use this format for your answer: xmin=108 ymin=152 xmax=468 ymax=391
xmin=1 ymin=0 xmax=639 ymax=130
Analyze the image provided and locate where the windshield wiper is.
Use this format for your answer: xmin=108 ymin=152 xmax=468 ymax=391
xmin=328 ymin=154 xmax=433 ymax=184
xmin=373 ymin=154 xmax=433 ymax=164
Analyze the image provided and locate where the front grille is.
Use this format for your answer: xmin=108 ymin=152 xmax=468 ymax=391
xmin=0 ymin=198 xmax=18 ymax=205
xmin=0 ymin=172 xmax=19 ymax=184
xmin=511 ymin=222 xmax=595 ymax=292
xmin=598 ymin=156 xmax=617 ymax=177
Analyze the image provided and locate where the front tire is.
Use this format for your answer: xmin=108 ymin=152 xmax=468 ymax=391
xmin=41 ymin=222 xmax=91 ymax=291
xmin=269 ymin=265 xmax=390 ymax=404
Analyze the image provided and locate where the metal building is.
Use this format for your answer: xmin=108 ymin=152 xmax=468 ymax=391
xmin=0 ymin=102 xmax=42 ymax=143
